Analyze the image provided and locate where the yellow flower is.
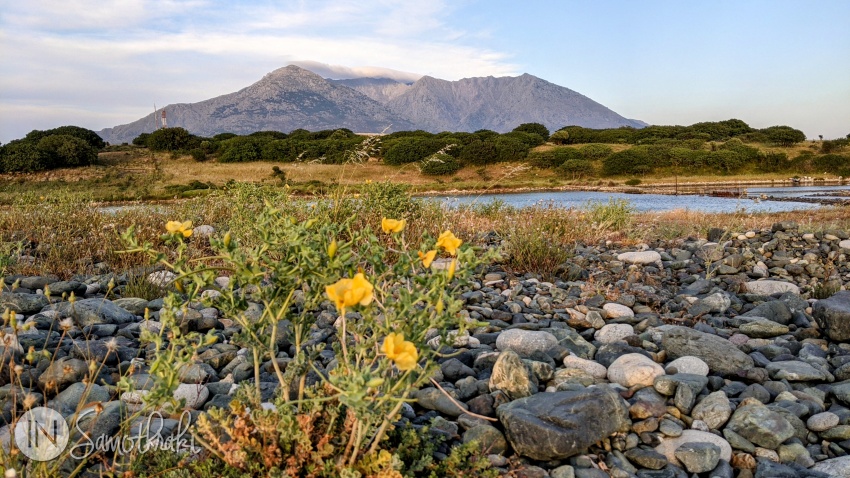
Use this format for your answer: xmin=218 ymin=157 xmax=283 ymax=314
xmin=166 ymin=220 xmax=193 ymax=238
xmin=382 ymin=332 xmax=418 ymax=371
xmin=436 ymin=230 xmax=462 ymax=256
xmin=447 ymin=258 xmax=457 ymax=281
xmin=418 ymin=250 xmax=437 ymax=268
xmin=325 ymin=272 xmax=374 ymax=315
xmin=381 ymin=218 xmax=406 ymax=234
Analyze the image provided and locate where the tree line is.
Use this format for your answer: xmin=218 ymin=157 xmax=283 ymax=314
xmin=0 ymin=126 xmax=105 ymax=173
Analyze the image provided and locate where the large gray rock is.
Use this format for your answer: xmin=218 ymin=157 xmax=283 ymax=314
xmin=813 ymin=290 xmax=850 ymax=341
xmin=741 ymin=300 xmax=793 ymax=325
xmin=726 ymin=400 xmax=795 ymax=449
xmin=496 ymin=329 xmax=558 ymax=357
xmin=811 ymin=455 xmax=850 ymax=477
xmin=766 ymin=361 xmax=828 ymax=381
xmin=38 ymin=357 xmax=89 ymax=393
xmin=617 ymin=251 xmax=662 ymax=267
xmin=655 ymin=430 xmax=732 ymax=467
xmin=498 ymin=387 xmax=630 ymax=461
xmin=55 ymin=298 xmax=136 ymax=327
xmin=743 ymin=280 xmax=800 ymax=295
xmin=660 ymin=326 xmax=754 ymax=375
xmin=674 ymin=442 xmax=721 ymax=474
xmin=0 ymin=292 xmax=49 ymax=315
xmin=691 ymin=391 xmax=732 ymax=429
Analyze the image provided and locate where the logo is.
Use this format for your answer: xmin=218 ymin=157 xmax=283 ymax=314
xmin=14 ymin=407 xmax=70 ymax=461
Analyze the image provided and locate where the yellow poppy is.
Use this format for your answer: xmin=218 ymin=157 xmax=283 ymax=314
xmin=166 ymin=220 xmax=193 ymax=238
xmin=418 ymin=250 xmax=437 ymax=268
xmin=325 ymin=272 xmax=374 ymax=315
xmin=382 ymin=332 xmax=419 ymax=371
xmin=435 ymin=230 xmax=462 ymax=255
xmin=381 ymin=218 xmax=406 ymax=234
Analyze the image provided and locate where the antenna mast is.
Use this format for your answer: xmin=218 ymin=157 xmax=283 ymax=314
xmin=161 ymin=109 xmax=167 ymax=129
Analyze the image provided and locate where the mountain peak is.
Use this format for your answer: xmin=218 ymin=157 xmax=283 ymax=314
xmin=98 ymin=66 xmax=644 ymax=143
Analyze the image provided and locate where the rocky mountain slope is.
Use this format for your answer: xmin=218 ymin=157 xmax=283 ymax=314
xmin=99 ymin=65 xmax=645 ymax=144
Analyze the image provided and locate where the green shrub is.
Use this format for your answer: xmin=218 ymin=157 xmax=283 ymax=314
xmin=624 ymin=178 xmax=641 ymax=186
xmin=584 ymin=198 xmax=634 ymax=231
xmin=512 ymin=122 xmax=550 ymax=140
xmin=579 ymin=143 xmax=613 ymax=160
xmin=761 ymin=125 xmax=806 ymax=146
xmin=382 ymin=136 xmax=448 ymax=165
xmin=0 ymin=140 xmax=47 ymax=172
xmin=419 ymin=153 xmax=462 ymax=175
xmin=821 ymin=139 xmax=849 ymax=154
xmin=527 ymin=147 xmax=582 ymax=168
xmin=558 ymin=158 xmax=595 ymax=179
xmin=36 ymin=134 xmax=97 ymax=168
xmin=147 ymin=127 xmax=193 ymax=151
xmin=458 ymin=140 xmax=498 ymax=165
xmin=601 ymin=147 xmax=653 ymax=176
xmin=189 ymin=148 xmax=207 ymax=161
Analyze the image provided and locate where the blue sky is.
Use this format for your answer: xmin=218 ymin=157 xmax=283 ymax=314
xmin=1 ymin=0 xmax=848 ymax=143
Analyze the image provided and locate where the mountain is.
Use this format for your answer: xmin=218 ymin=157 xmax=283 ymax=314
xmin=98 ymin=66 xmax=413 ymax=144
xmin=385 ymin=74 xmax=645 ymax=133
xmin=328 ymin=77 xmax=412 ymax=104
xmin=98 ymin=66 xmax=644 ymax=144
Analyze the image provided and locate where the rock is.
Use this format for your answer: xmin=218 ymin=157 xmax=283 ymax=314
xmin=0 ymin=292 xmax=49 ymax=314
xmin=147 ymin=270 xmax=176 ymax=287
xmin=617 ymin=251 xmax=662 ymax=267
xmin=498 ymin=387 xmax=630 ymax=461
xmin=624 ymin=447 xmax=668 ymax=470
xmin=55 ymin=298 xmax=136 ymax=327
xmin=594 ymin=324 xmax=634 ymax=343
xmin=691 ymin=391 xmax=732 ymax=430
xmin=743 ymin=281 xmax=800 ymax=296
xmin=741 ymin=301 xmax=793 ymax=325
xmin=113 ymin=297 xmax=150 ymax=315
xmin=71 ymin=401 xmax=126 ymax=451
xmin=490 ymin=351 xmax=537 ymax=400
xmin=654 ymin=430 xmax=732 ymax=467
xmin=607 ymin=353 xmax=665 ymax=389
xmin=463 ymin=424 xmax=507 ymax=455
xmin=412 ymin=388 xmax=467 ymax=417
xmin=674 ymin=442 xmax=721 ymax=474
xmin=806 ymin=412 xmax=839 ymax=432
xmin=726 ymin=400 xmax=795 ymax=449
xmin=193 ymin=225 xmax=215 ymax=237
xmin=562 ymin=355 xmax=607 ymax=379
xmin=666 ymin=356 xmax=709 ymax=376
xmin=739 ymin=319 xmax=790 ymax=338
xmin=811 ymin=455 xmax=850 ymax=477
xmin=840 ymin=239 xmax=850 ymax=249
xmin=692 ymin=292 xmax=731 ymax=315
xmin=172 ymin=384 xmax=210 ymax=409
xmin=38 ymin=357 xmax=89 ymax=393
xmin=765 ymin=361 xmax=827 ymax=381
xmin=602 ymin=303 xmax=634 ymax=319
xmin=50 ymin=383 xmax=110 ymax=415
xmin=661 ymin=326 xmax=754 ymax=375
xmin=813 ymin=290 xmax=850 ymax=341
xmin=496 ymin=329 xmax=558 ymax=357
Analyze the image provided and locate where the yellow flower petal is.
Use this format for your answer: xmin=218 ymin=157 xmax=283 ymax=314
xmin=436 ymin=230 xmax=462 ymax=256
xmin=381 ymin=218 xmax=406 ymax=234
xmin=418 ymin=250 xmax=437 ymax=268
xmin=447 ymin=258 xmax=457 ymax=281
xmin=325 ymin=273 xmax=373 ymax=314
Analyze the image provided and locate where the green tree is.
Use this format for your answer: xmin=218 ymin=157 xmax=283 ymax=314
xmin=147 ymin=127 xmax=192 ymax=151
xmin=512 ymin=123 xmax=550 ymax=140
xmin=761 ymin=126 xmax=806 ymax=146
xmin=0 ymin=140 xmax=48 ymax=172
xmin=36 ymin=134 xmax=97 ymax=167
xmin=549 ymin=129 xmax=571 ymax=145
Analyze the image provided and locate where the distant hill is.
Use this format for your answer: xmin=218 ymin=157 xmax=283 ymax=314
xmin=98 ymin=65 xmax=644 ymax=144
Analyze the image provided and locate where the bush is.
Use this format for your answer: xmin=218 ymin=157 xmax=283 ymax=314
xmin=761 ymin=125 xmax=806 ymax=146
xmin=821 ymin=139 xmax=849 ymax=154
xmin=579 ymin=143 xmax=613 ymax=160
xmin=383 ymin=136 xmax=447 ymax=165
xmin=0 ymin=140 xmax=48 ymax=172
xmin=527 ymin=147 xmax=583 ymax=168
xmin=36 ymin=134 xmax=97 ymax=168
xmin=120 ymin=202 xmax=495 ymax=477
xmin=147 ymin=127 xmax=193 ymax=151
xmin=493 ymin=135 xmax=532 ymax=162
xmin=25 ymin=125 xmax=106 ymax=150
xmin=189 ymin=148 xmax=207 ymax=161
xmin=558 ymin=158 xmax=595 ymax=179
xmin=512 ymin=122 xmax=550 ymax=140
xmin=419 ymin=153 xmax=462 ymax=175
xmin=132 ymin=133 xmax=150 ymax=147
xmin=624 ymin=178 xmax=641 ymax=186
xmin=601 ymin=147 xmax=652 ymax=176
xmin=217 ymin=136 xmax=268 ymax=162
xmin=458 ymin=140 xmax=498 ymax=165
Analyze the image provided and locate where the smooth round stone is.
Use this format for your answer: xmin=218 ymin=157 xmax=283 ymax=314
xmin=617 ymin=251 xmax=662 ymax=266
xmin=840 ymin=239 xmax=850 ymax=250
xmin=563 ymin=354 xmax=608 ymax=379
xmin=608 ymin=353 xmax=665 ymax=388
xmin=807 ymin=412 xmax=840 ymax=432
xmin=602 ymin=303 xmax=634 ymax=318
xmin=595 ymin=324 xmax=634 ymax=343
xmin=666 ymin=356 xmax=709 ymax=376
xmin=655 ymin=430 xmax=732 ymax=467
xmin=743 ymin=280 xmax=800 ymax=295
xmin=728 ymin=334 xmax=750 ymax=345
xmin=495 ymin=329 xmax=559 ymax=356
xmin=173 ymin=383 xmax=210 ymax=409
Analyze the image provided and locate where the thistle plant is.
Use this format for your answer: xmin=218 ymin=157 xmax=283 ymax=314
xmin=120 ymin=199 xmax=497 ymax=476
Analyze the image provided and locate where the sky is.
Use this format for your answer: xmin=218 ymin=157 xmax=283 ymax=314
xmin=1 ymin=0 xmax=849 ymax=143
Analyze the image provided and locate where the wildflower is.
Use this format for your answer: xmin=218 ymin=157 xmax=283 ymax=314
xmin=381 ymin=218 xmax=406 ymax=234
xmin=325 ymin=272 xmax=374 ymax=315
xmin=59 ymin=318 xmax=74 ymax=332
xmin=436 ymin=230 xmax=462 ymax=255
xmin=448 ymin=258 xmax=457 ymax=281
xmin=105 ymin=337 xmax=119 ymax=353
xmin=382 ymin=333 xmax=418 ymax=371
xmin=418 ymin=250 xmax=437 ymax=268
xmin=166 ymin=220 xmax=193 ymax=238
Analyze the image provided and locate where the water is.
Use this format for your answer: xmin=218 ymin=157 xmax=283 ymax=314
xmin=436 ymin=190 xmax=824 ymax=213
xmin=747 ymin=185 xmax=850 ymax=200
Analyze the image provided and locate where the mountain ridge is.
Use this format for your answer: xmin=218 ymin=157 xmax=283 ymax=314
xmin=98 ymin=65 xmax=645 ymax=144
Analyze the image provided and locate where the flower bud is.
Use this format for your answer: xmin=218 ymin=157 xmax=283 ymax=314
xmin=328 ymin=239 xmax=338 ymax=260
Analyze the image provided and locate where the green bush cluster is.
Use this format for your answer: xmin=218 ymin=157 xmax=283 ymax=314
xmin=553 ymin=119 xmax=806 ymax=146
xmin=419 ymin=153 xmax=462 ymax=175
xmin=0 ymin=125 xmax=103 ymax=173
